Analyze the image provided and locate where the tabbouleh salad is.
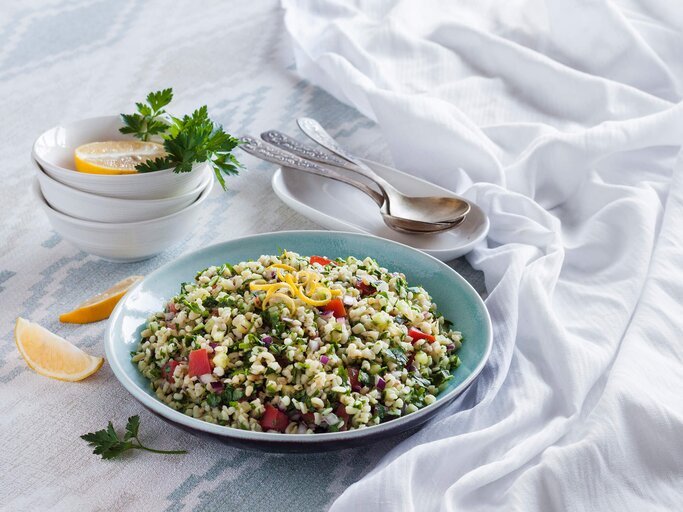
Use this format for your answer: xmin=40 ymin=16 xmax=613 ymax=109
xmin=132 ymin=251 xmax=463 ymax=434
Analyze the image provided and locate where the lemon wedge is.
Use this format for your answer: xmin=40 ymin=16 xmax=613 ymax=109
xmin=59 ymin=275 xmax=143 ymax=324
xmin=74 ymin=141 xmax=166 ymax=174
xmin=15 ymin=318 xmax=104 ymax=381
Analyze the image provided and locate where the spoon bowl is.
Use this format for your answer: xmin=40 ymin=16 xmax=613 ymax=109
xmin=383 ymin=195 xmax=470 ymax=225
xmin=381 ymin=211 xmax=465 ymax=233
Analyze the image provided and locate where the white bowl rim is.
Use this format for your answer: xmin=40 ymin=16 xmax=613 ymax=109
xmin=32 ymin=114 xmax=178 ymax=176
xmin=104 ymin=230 xmax=493 ymax=444
xmin=33 ymin=173 xmax=214 ymax=228
xmin=33 ymin=158 xmax=212 ymax=206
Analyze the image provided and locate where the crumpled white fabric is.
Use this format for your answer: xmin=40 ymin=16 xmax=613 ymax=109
xmin=280 ymin=1 xmax=683 ymax=510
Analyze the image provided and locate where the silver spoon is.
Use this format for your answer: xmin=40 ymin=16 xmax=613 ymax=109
xmin=296 ymin=118 xmax=471 ymax=224
xmin=261 ymin=129 xmax=470 ymax=231
xmin=239 ymin=136 xmax=463 ymax=233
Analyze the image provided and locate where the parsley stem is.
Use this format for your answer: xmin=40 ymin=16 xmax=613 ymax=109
xmin=134 ymin=437 xmax=187 ymax=455
xmin=133 ymin=445 xmax=188 ymax=455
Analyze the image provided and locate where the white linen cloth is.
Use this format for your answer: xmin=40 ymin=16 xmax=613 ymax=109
xmin=281 ymin=1 xmax=683 ymax=510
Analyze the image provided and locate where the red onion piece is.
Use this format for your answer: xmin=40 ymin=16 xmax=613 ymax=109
xmin=376 ymin=377 xmax=386 ymax=390
xmin=209 ymin=342 xmax=218 ymax=348
xmin=446 ymin=344 xmax=455 ymax=351
xmin=355 ymin=280 xmax=375 ymax=296
xmin=210 ymin=381 xmax=224 ymax=393
xmin=262 ymin=335 xmax=273 ymax=346
xmin=320 ymin=355 xmax=329 ymax=364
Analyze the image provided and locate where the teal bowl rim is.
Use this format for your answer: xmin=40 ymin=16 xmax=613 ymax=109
xmin=105 ymin=230 xmax=492 ymax=445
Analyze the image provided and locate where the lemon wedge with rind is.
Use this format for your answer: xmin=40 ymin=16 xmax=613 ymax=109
xmin=74 ymin=141 xmax=166 ymax=174
xmin=15 ymin=318 xmax=104 ymax=382
xmin=59 ymin=275 xmax=143 ymax=324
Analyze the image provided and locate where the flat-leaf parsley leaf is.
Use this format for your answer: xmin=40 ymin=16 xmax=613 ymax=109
xmin=81 ymin=415 xmax=187 ymax=460
xmin=120 ymin=88 xmax=242 ymax=190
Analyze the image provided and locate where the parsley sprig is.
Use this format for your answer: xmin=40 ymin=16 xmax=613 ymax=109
xmin=81 ymin=415 xmax=187 ymax=460
xmin=120 ymin=88 xmax=173 ymax=142
xmin=120 ymin=88 xmax=242 ymax=190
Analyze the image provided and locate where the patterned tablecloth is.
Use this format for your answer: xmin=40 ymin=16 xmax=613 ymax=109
xmin=0 ymin=2 xmax=484 ymax=510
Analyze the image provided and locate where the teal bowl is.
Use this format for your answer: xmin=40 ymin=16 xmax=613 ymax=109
xmin=105 ymin=231 xmax=492 ymax=452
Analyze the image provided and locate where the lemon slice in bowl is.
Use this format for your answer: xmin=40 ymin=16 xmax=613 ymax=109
xmin=74 ymin=141 xmax=166 ymax=174
xmin=60 ymin=275 xmax=144 ymax=324
xmin=15 ymin=318 xmax=104 ymax=381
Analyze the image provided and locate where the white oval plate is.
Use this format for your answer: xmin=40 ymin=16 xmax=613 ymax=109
xmin=272 ymin=160 xmax=489 ymax=261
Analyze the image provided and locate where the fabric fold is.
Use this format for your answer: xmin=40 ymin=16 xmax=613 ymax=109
xmin=281 ymin=0 xmax=683 ymax=509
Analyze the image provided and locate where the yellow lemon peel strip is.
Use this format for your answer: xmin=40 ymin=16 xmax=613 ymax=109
xmin=262 ymin=292 xmax=296 ymax=312
xmin=250 ymin=283 xmax=278 ymax=291
xmin=268 ymin=263 xmax=297 ymax=272
xmin=250 ymin=258 xmax=338 ymax=309
xmin=296 ymin=286 xmax=332 ymax=306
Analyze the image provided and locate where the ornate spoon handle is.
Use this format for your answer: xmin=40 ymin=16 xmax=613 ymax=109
xmin=239 ymin=136 xmax=385 ymax=207
xmin=260 ymin=130 xmax=351 ymax=170
xmin=296 ymin=117 xmax=393 ymax=191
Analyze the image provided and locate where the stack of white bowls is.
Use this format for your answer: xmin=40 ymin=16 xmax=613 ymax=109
xmin=32 ymin=116 xmax=214 ymax=262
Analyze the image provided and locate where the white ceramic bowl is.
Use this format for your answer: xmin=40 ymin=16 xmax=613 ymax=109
xmin=33 ymin=177 xmax=214 ymax=262
xmin=34 ymin=159 xmax=212 ymax=223
xmin=32 ymin=115 xmax=210 ymax=199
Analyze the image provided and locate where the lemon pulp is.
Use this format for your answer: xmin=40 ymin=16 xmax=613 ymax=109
xmin=74 ymin=141 xmax=166 ymax=174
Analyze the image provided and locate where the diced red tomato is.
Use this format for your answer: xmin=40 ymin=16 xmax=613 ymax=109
xmin=301 ymin=412 xmax=316 ymax=425
xmin=310 ymin=256 xmax=334 ymax=266
xmin=323 ymin=298 xmax=346 ymax=318
xmin=261 ymin=404 xmax=290 ymax=432
xmin=355 ymin=280 xmax=375 ymax=296
xmin=161 ymin=360 xmax=179 ymax=382
xmin=335 ymin=404 xmax=350 ymax=431
xmin=188 ymin=348 xmax=211 ymax=376
xmin=348 ymin=367 xmax=361 ymax=392
xmin=407 ymin=327 xmax=435 ymax=343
